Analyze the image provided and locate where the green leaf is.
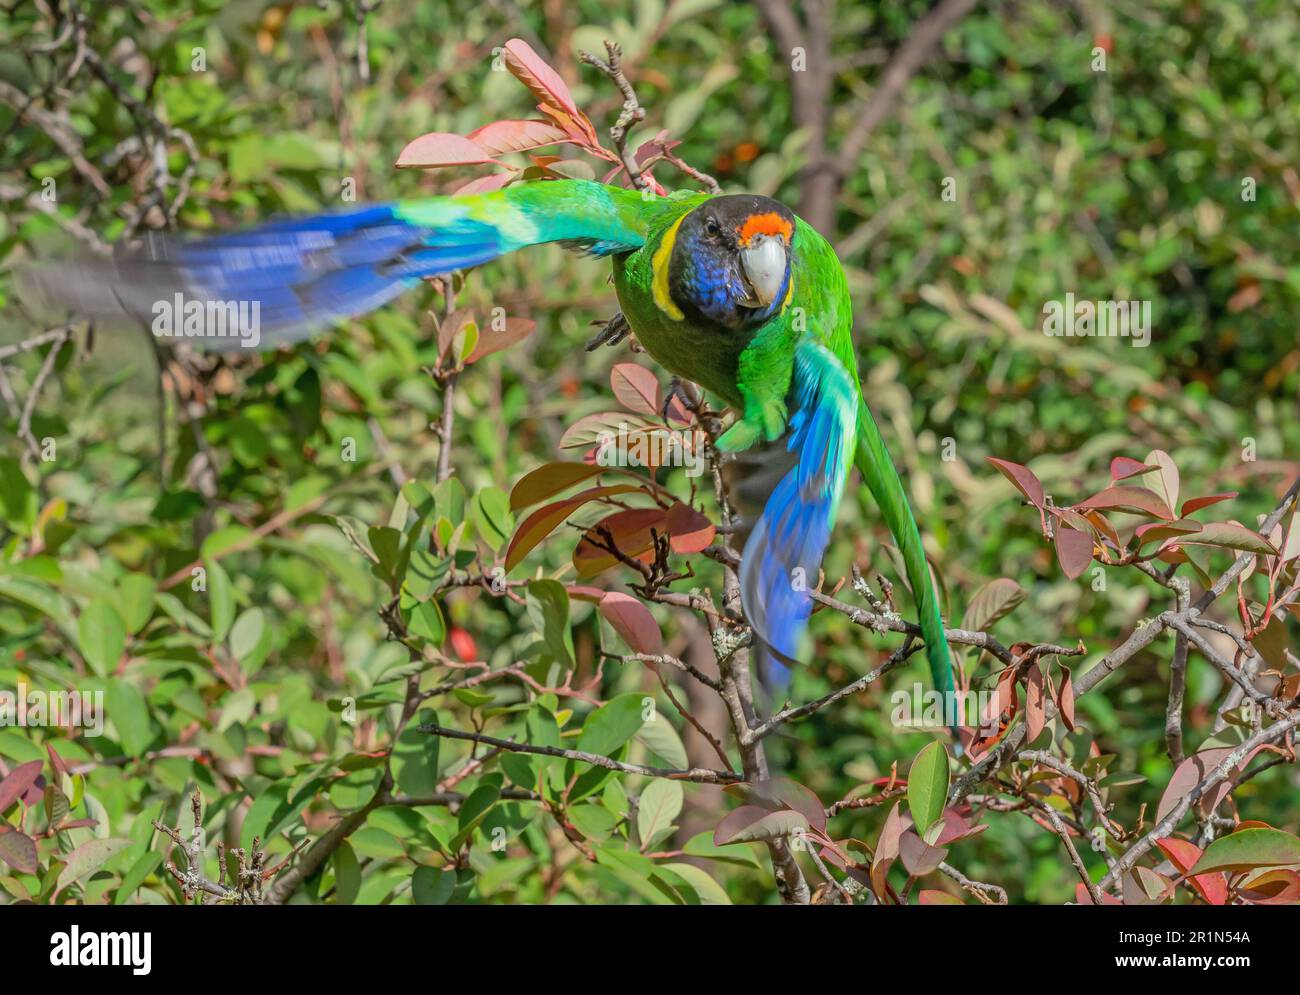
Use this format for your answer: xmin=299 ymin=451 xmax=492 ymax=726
xmin=908 ymin=741 xmax=950 ymax=844
xmin=637 ymin=779 xmax=683 ymax=848
xmin=0 ymin=458 xmax=36 ymax=532
xmin=408 ymin=599 xmax=446 ymax=645
xmin=78 ymin=601 xmax=126 ymax=677
xmin=526 ymin=579 xmax=574 ymax=668
xmin=117 ymin=574 xmax=157 ymax=634
xmin=662 ymin=862 xmax=731 ymax=904
xmin=1190 ymin=827 xmax=1300 ymax=874
xmin=471 ymin=486 xmax=514 ymax=551
xmin=333 ymin=841 xmax=361 ymax=905
xmin=105 ymin=681 xmax=153 ymax=756
xmin=412 ymin=866 xmax=455 ymax=905
xmin=57 ymin=838 xmax=132 ymax=893
xmin=113 ymin=850 xmax=162 ymax=905
xmin=577 ymin=693 xmax=646 ymax=757
xmin=206 ymin=559 xmax=235 ymax=644
xmin=230 ymin=608 xmax=272 ymax=674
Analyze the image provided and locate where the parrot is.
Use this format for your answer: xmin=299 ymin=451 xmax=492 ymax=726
xmin=22 ymin=178 xmax=958 ymax=732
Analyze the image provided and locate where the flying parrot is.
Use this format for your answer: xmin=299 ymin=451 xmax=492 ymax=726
xmin=23 ymin=178 xmax=958 ymax=731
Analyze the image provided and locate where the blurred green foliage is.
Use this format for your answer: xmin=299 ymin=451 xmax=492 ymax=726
xmin=0 ymin=0 xmax=1297 ymax=905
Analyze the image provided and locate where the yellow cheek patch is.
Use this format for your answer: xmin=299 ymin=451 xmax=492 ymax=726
xmin=651 ymin=214 xmax=686 ymax=321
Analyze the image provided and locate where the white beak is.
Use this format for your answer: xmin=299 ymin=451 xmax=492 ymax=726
xmin=739 ymin=234 xmax=787 ymax=308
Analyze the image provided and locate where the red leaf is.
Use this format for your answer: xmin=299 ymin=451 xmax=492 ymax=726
xmin=502 ymin=39 xmax=600 ymax=145
xmin=510 ymin=462 xmax=607 ymax=511
xmin=723 ymin=778 xmax=826 ymax=834
xmin=465 ymin=119 xmax=572 ymax=156
xmin=1155 ymin=837 xmax=1229 ymax=905
xmin=986 ymin=457 xmax=1044 ymax=509
xmin=899 ymin=830 xmax=948 ymax=876
xmin=1054 ymin=526 xmax=1094 ymax=579
xmin=1025 ymin=665 xmax=1047 ymax=742
xmin=452 ymin=172 xmax=516 ymax=196
xmin=919 ymin=888 xmax=964 ymax=905
xmin=504 ymin=485 xmax=640 ymax=571
xmin=871 ymin=802 xmax=906 ymax=900
xmin=1076 ymin=485 xmax=1175 ymax=520
xmin=1178 ymin=521 xmax=1277 ymax=556
xmin=1110 ymin=457 xmax=1158 ymax=480
xmin=467 ymin=316 xmax=536 ymax=364
xmin=666 ymin=502 xmax=716 ymax=554
xmin=1240 ymin=868 xmax=1300 ymax=905
xmin=1156 ymin=746 xmax=1260 ymax=823
xmin=0 ymin=826 xmax=38 ymax=874
xmin=610 ymin=363 xmax=662 ymax=416
xmin=573 ymin=507 xmax=670 ymax=578
xmin=598 ymin=591 xmax=663 ymax=656
xmin=1075 ymin=882 xmax=1123 ymax=905
xmin=0 ymin=760 xmax=43 ymax=813
xmin=1057 ymin=666 xmax=1076 ymax=731
xmin=1134 ymin=519 xmax=1203 ymax=546
xmin=1180 ymin=492 xmax=1237 ymax=516
xmin=396 ymin=132 xmax=497 ymax=168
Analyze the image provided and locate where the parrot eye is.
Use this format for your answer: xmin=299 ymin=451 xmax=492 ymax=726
xmin=703 ymin=216 xmax=720 ymax=238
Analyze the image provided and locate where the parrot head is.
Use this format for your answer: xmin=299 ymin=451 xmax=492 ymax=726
xmin=667 ymin=195 xmax=795 ymax=329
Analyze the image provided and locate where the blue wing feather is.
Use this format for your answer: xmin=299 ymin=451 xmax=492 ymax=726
xmin=739 ymin=340 xmax=858 ymax=664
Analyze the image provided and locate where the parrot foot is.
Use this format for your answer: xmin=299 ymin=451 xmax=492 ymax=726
xmin=661 ymin=376 xmax=701 ymax=425
xmin=585 ymin=311 xmax=632 ymax=351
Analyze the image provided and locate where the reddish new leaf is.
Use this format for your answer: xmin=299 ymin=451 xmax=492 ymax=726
xmin=1240 ymin=868 xmax=1300 ymax=905
xmin=502 ymin=40 xmax=600 ymax=145
xmin=453 ymin=172 xmax=516 ymax=196
xmin=1110 ymin=457 xmax=1158 ymax=481
xmin=1180 ymin=492 xmax=1237 ymax=516
xmin=1025 ymin=665 xmax=1047 ymax=742
xmin=0 ymin=760 xmax=43 ymax=813
xmin=467 ymin=316 xmax=536 ymax=364
xmin=666 ymin=502 xmax=716 ymax=554
xmin=610 ymin=363 xmax=662 ymax=416
xmin=871 ymin=802 xmax=906 ymax=900
xmin=713 ymin=805 xmax=808 ymax=845
xmin=598 ymin=592 xmax=663 ymax=656
xmin=986 ymin=457 xmax=1044 ymax=509
xmin=1076 ymin=485 xmax=1175 ymax=520
xmin=1057 ymin=666 xmax=1076 ymax=731
xmin=1135 ymin=519 xmax=1203 ymax=546
xmin=1054 ymin=525 xmax=1094 ymax=579
xmin=919 ymin=889 xmax=964 ymax=905
xmin=465 ymin=119 xmax=572 ymax=156
xmin=396 ymin=132 xmax=497 ymax=168
xmin=504 ymin=485 xmax=639 ymax=571
xmin=573 ymin=507 xmax=670 ymax=578
xmin=1179 ymin=521 xmax=1278 ymax=556
xmin=1155 ymin=837 xmax=1228 ymax=905
xmin=899 ymin=830 xmax=948 ymax=876
xmin=0 ymin=826 xmax=37 ymax=874
xmin=510 ymin=462 xmax=607 ymax=511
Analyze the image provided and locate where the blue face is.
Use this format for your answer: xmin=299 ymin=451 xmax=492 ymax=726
xmin=668 ymin=196 xmax=794 ymax=331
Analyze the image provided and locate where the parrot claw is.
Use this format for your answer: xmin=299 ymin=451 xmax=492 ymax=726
xmin=585 ymin=311 xmax=632 ymax=351
xmin=661 ymin=376 xmax=701 ymax=425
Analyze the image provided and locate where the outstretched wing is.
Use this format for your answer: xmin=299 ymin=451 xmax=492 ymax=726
xmin=738 ymin=339 xmax=858 ymax=662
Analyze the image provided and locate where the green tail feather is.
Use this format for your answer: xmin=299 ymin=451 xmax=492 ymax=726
xmin=854 ymin=399 xmax=958 ymax=741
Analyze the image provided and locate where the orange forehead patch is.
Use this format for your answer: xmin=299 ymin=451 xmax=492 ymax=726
xmin=738 ymin=212 xmax=793 ymax=244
